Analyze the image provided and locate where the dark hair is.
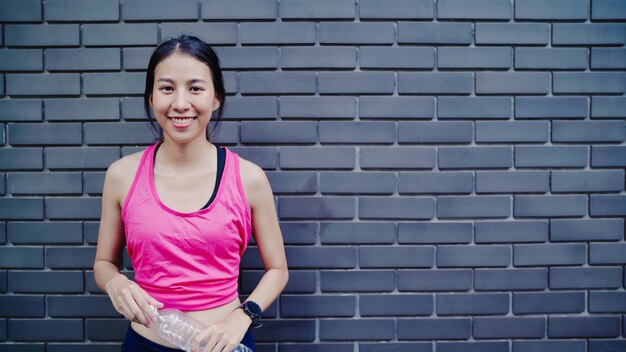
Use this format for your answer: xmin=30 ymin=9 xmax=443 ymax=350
xmin=144 ymin=34 xmax=226 ymax=143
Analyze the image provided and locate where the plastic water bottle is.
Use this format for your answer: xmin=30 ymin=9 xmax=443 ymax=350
xmin=150 ymin=306 xmax=252 ymax=352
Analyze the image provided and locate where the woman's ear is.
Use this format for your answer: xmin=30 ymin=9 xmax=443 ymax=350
xmin=213 ymin=97 xmax=220 ymax=111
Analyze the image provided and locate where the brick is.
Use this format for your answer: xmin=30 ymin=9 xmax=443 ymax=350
xmin=515 ymin=195 xmax=587 ymax=217
xmin=398 ymin=171 xmax=473 ymax=194
xmin=0 ymin=147 xmax=43 ymax=170
xmin=0 ymin=271 xmax=5 ymax=291
xmin=122 ymin=0 xmax=197 ymax=20
xmin=398 ymin=269 xmax=472 ymax=291
xmin=8 ymin=172 xmax=82 ymax=196
xmin=320 ymin=23 xmax=395 ymax=45
xmin=475 ymin=268 xmax=548 ymax=291
xmin=267 ymin=171 xmax=317 ymax=194
xmin=399 ymin=72 xmax=472 ymax=94
xmin=438 ymin=98 xmax=512 ymax=119
xmin=398 ymin=222 xmax=472 ymax=244
xmin=361 ymin=294 xmax=433 ymax=316
xmin=515 ymin=146 xmax=587 ymax=168
xmin=281 ymin=46 xmax=355 ymax=69
xmin=476 ymin=171 xmax=549 ymax=193
xmin=515 ymin=48 xmax=588 ymax=70
xmin=278 ymin=222 xmax=317 ymax=245
xmin=286 ymin=247 xmax=356 ymax=269
xmin=398 ymin=22 xmax=472 ymax=44
xmin=361 ymin=47 xmax=434 ymax=69
xmin=0 ymin=0 xmax=41 ymax=22
xmin=580 ymin=187 xmax=626 ymax=215
xmin=516 ymin=0 xmax=588 ymax=20
xmin=279 ymin=197 xmax=354 ymax=219
xmin=0 ymin=295 xmax=44 ymax=317
xmin=0 ymin=247 xmax=44 ymax=268
xmin=476 ymin=23 xmax=549 ymax=45
xmin=438 ymin=196 xmax=511 ymax=219
xmin=514 ymin=244 xmax=586 ymax=266
xmin=46 ymin=197 xmax=101 ymax=220
xmin=553 ymin=24 xmax=625 ymax=45
xmin=476 ymin=121 xmax=550 ymax=143
xmin=0 ymin=49 xmax=42 ymax=71
xmin=46 ymin=147 xmax=119 ymax=170
xmin=475 ymin=317 xmax=545 ymax=338
xmin=281 ymin=343 xmax=353 ymax=352
xmin=48 ymin=296 xmax=117 ymax=317
xmin=592 ymin=146 xmax=626 ymax=167
xmin=121 ymin=47 xmax=153 ymax=70
xmin=320 ymin=319 xmax=394 ymax=340
xmin=86 ymin=319 xmax=128 ymax=341
xmin=321 ymin=172 xmax=396 ymax=195
xmin=281 ymin=96 xmax=356 ymax=119
xmin=319 ymin=72 xmax=394 ymax=94
xmin=160 ymin=23 xmax=237 ymax=45
xmin=320 ymin=222 xmax=395 ymax=244
xmin=476 ymin=220 xmax=548 ymax=244
xmin=242 ymin=270 xmax=316 ymax=294
xmin=438 ymin=47 xmax=512 ymax=69
xmin=397 ymin=318 xmax=471 ymax=339
xmin=554 ymin=121 xmax=625 ymax=143
xmin=438 ymin=342 xmax=508 ymax=352
xmin=437 ymin=0 xmax=511 ymax=19
xmin=280 ymin=0 xmax=355 ymax=19
xmin=83 ymin=72 xmax=145 ymax=95
xmin=476 ymin=72 xmax=550 ymax=94
xmin=254 ymin=319 xmax=315 ymax=342
xmin=321 ymin=270 xmax=395 ymax=292
xmin=589 ymin=341 xmax=626 ymax=352
xmin=83 ymin=24 xmax=157 ymax=46
xmin=46 ymin=48 xmax=120 ymax=71
xmin=6 ymin=74 xmax=80 ymax=96
xmin=590 ymin=243 xmax=626 ymax=264
xmin=358 ymin=197 xmax=435 ymax=220
xmin=240 ymin=72 xmax=315 ymax=94
xmin=46 ymin=247 xmax=97 ymax=269
xmin=240 ymin=23 xmax=315 ymax=45
xmin=550 ymin=267 xmax=622 ymax=289
xmin=591 ymin=48 xmax=626 ymax=69
xmin=9 ymin=123 xmax=82 ymax=145
xmin=360 ymin=146 xmax=435 ymax=169
xmin=45 ymin=98 xmax=119 ymax=121
xmin=554 ymin=72 xmax=626 ymax=94
xmin=551 ymin=219 xmax=623 ymax=242
xmin=516 ymin=97 xmax=588 ymax=119
xmin=229 ymin=146 xmax=278 ymax=169
xmin=9 ymin=319 xmax=83 ymax=341
xmin=360 ymin=246 xmax=434 ymax=268
xmin=399 ymin=122 xmax=472 ymax=143
xmin=591 ymin=97 xmax=626 ymax=118
xmin=222 ymin=97 xmax=277 ymax=120
xmin=9 ymin=222 xmax=82 ymax=245
xmin=5 ymin=24 xmax=79 ymax=47
xmin=514 ymin=292 xmax=585 ymax=314
xmin=438 ymin=245 xmax=510 ymax=267
xmin=0 ymin=198 xmax=44 ymax=220
xmin=589 ymin=291 xmax=626 ymax=313
xmin=439 ymin=147 xmax=512 ymax=169
xmin=360 ymin=0 xmax=434 ymax=19
xmin=549 ymin=316 xmax=620 ymax=338
xmin=45 ymin=0 xmax=119 ymax=21
xmin=241 ymin=121 xmax=316 ymax=145
xmin=281 ymin=295 xmax=356 ymax=317
xmin=280 ymin=147 xmax=354 ymax=170
xmin=592 ymin=0 xmax=626 ymax=20
xmin=552 ymin=170 xmax=624 ymax=193
xmin=202 ymin=0 xmax=276 ymax=19
xmin=84 ymin=122 xmax=159 ymax=145
xmin=320 ymin=121 xmax=395 ymax=144
xmin=437 ymin=293 xmax=509 ymax=316
xmin=0 ymin=99 xmax=42 ymax=122
xmin=10 ymin=271 xmax=83 ymax=293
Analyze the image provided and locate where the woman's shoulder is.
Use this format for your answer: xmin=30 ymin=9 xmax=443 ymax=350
xmin=105 ymin=148 xmax=147 ymax=205
xmin=234 ymin=153 xmax=270 ymax=209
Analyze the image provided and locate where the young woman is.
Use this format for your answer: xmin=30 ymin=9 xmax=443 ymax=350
xmin=94 ymin=35 xmax=289 ymax=352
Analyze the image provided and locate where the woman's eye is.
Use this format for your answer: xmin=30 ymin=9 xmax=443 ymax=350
xmin=160 ymin=86 xmax=173 ymax=92
xmin=190 ymin=87 xmax=204 ymax=92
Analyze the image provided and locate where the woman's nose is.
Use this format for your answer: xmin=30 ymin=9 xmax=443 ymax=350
xmin=173 ymin=91 xmax=191 ymax=110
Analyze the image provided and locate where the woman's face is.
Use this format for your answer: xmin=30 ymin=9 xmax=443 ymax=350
xmin=149 ymin=51 xmax=220 ymax=143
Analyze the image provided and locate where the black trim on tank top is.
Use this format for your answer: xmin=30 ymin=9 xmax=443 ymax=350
xmin=153 ymin=142 xmax=226 ymax=210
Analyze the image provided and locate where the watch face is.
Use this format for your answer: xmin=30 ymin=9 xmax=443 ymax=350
xmin=245 ymin=301 xmax=262 ymax=316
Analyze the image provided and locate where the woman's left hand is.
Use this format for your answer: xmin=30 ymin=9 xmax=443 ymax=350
xmin=190 ymin=308 xmax=252 ymax=352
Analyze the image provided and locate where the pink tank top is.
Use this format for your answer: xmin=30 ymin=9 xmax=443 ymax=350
xmin=121 ymin=141 xmax=252 ymax=311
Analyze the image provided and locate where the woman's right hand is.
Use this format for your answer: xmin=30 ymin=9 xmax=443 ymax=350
xmin=105 ymin=274 xmax=164 ymax=328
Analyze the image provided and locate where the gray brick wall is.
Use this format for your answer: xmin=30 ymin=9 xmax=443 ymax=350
xmin=0 ymin=0 xmax=625 ymax=351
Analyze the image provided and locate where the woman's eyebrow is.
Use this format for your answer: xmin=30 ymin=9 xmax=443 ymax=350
xmin=157 ymin=78 xmax=207 ymax=83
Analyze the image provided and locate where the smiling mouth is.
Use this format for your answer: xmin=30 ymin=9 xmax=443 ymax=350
xmin=168 ymin=116 xmax=197 ymax=127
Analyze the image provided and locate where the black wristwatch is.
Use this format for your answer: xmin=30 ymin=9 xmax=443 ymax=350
xmin=237 ymin=300 xmax=263 ymax=328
